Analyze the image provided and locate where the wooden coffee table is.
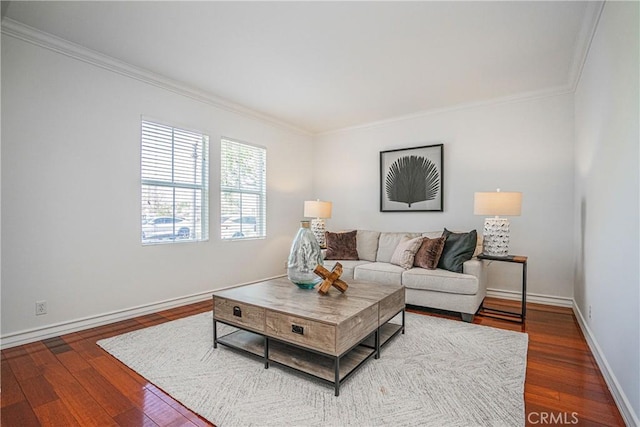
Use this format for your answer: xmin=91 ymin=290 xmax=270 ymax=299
xmin=212 ymin=277 xmax=405 ymax=396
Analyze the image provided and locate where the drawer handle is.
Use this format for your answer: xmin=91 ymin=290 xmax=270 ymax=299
xmin=291 ymin=324 xmax=304 ymax=335
xmin=233 ymin=306 xmax=242 ymax=317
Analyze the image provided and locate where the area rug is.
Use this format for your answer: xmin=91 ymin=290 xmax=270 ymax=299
xmin=98 ymin=312 xmax=528 ymax=427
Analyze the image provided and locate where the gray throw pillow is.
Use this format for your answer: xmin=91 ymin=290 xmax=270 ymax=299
xmin=437 ymin=228 xmax=477 ymax=273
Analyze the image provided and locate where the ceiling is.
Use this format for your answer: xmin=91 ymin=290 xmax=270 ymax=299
xmin=3 ymin=1 xmax=594 ymax=134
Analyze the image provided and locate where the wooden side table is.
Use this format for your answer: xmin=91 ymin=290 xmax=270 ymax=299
xmin=477 ymin=254 xmax=528 ymax=323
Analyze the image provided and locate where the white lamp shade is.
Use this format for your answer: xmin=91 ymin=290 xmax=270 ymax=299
xmin=304 ymin=200 xmax=332 ymax=219
xmin=474 ymin=191 xmax=522 ymax=216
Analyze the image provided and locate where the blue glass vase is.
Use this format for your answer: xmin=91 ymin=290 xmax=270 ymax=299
xmin=287 ymin=221 xmax=324 ymax=289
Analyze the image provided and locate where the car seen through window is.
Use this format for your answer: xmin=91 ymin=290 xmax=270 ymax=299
xmin=221 ymin=216 xmax=258 ymax=239
xmin=142 ymin=216 xmax=192 ymax=241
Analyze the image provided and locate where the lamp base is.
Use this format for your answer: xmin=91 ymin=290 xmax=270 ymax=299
xmin=310 ymin=218 xmax=326 ymax=248
xmin=482 ymin=217 xmax=510 ymax=257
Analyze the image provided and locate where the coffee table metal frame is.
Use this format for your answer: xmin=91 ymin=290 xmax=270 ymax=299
xmin=212 ymin=282 xmax=405 ymax=397
xmin=213 ymin=312 xmax=404 ymax=396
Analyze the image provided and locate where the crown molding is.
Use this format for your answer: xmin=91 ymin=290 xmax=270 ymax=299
xmin=313 ymin=2 xmax=606 ymax=137
xmin=0 ymin=18 xmax=312 ymax=136
xmin=318 ymin=84 xmax=573 ymax=136
xmin=1 ymin=1 xmax=10 ymax=20
xmin=2 ymin=1 xmax=606 ymax=139
xmin=568 ymin=1 xmax=606 ymax=92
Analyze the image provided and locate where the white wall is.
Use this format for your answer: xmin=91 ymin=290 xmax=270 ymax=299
xmin=314 ymin=94 xmax=575 ymax=300
xmin=574 ymin=1 xmax=639 ymax=422
xmin=1 ymin=35 xmax=314 ymax=338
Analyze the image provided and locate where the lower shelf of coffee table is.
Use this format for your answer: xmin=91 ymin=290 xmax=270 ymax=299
xmin=362 ymin=321 xmax=405 ymax=349
xmin=216 ymin=322 xmax=403 ymax=383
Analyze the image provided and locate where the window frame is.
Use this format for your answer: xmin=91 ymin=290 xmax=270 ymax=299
xmin=220 ymin=138 xmax=267 ymax=241
xmin=140 ymin=118 xmax=210 ymax=245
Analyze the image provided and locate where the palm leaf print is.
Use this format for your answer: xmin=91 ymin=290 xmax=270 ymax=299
xmin=385 ymin=155 xmax=440 ymax=207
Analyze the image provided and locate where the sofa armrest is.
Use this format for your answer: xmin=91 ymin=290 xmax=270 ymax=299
xmin=463 ymin=259 xmax=487 ymax=293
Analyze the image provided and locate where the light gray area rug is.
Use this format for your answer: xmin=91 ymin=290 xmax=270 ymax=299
xmin=98 ymin=312 xmax=528 ymax=427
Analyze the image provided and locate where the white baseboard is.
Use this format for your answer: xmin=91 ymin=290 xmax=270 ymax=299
xmin=486 ymin=288 xmax=573 ymax=307
xmin=572 ymin=301 xmax=639 ymax=427
xmin=0 ymin=275 xmax=285 ymax=350
xmin=5 ymin=280 xmax=636 ymax=426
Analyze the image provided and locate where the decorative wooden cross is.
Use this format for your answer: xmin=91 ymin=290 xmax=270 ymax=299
xmin=314 ymin=263 xmax=349 ymax=295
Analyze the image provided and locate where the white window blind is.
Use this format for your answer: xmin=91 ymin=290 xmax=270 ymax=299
xmin=220 ymin=139 xmax=266 ymax=240
xmin=141 ymin=120 xmax=209 ymax=244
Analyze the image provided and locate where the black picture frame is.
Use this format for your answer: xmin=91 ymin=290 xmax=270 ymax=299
xmin=380 ymin=144 xmax=444 ymax=212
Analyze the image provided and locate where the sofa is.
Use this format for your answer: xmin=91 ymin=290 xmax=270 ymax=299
xmin=322 ymin=230 xmax=486 ymax=322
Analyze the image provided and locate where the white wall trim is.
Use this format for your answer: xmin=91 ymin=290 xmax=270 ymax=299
xmin=1 ymin=283 xmax=576 ymax=349
xmin=0 ymin=18 xmax=312 ymax=137
xmin=1 ymin=14 xmax=597 ymax=139
xmin=486 ymin=288 xmax=573 ymax=308
xmin=316 ymin=2 xmax=605 ymax=137
xmin=572 ymin=301 xmax=640 ymax=427
xmin=317 ymin=85 xmax=573 ymax=136
xmin=0 ymin=275 xmax=285 ymax=350
xmin=568 ymin=1 xmax=606 ymax=92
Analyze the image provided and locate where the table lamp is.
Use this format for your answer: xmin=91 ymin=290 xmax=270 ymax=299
xmin=304 ymin=200 xmax=332 ymax=248
xmin=474 ymin=189 xmax=522 ymax=257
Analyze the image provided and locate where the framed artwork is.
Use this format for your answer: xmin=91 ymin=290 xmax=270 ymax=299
xmin=380 ymin=144 xmax=443 ymax=212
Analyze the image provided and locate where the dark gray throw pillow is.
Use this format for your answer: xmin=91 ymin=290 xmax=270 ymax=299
xmin=437 ymin=228 xmax=477 ymax=273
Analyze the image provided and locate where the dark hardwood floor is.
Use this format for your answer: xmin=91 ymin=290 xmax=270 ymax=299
xmin=1 ymin=298 xmax=625 ymax=426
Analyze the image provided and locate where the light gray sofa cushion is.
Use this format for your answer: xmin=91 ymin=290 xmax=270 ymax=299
xmin=322 ymin=260 xmax=372 ymax=281
xmin=356 ymin=230 xmax=381 ymax=261
xmin=421 ymin=231 xmax=443 ymax=239
xmin=375 ymin=232 xmax=421 ymax=263
xmin=354 ymin=262 xmax=405 ymax=286
xmin=402 ymin=267 xmax=478 ymax=295
xmin=473 ymin=234 xmax=483 ymax=257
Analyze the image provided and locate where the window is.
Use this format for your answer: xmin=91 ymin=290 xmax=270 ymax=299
xmin=220 ymin=139 xmax=266 ymax=240
xmin=141 ymin=120 xmax=209 ymax=244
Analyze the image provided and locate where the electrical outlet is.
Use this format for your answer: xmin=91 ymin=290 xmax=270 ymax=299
xmin=36 ymin=300 xmax=47 ymax=316
xmin=588 ymin=305 xmax=592 ymax=319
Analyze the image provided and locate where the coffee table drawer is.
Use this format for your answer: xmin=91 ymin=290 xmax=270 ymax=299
xmin=379 ymin=287 xmax=405 ymax=325
xmin=336 ymin=303 xmax=378 ymax=355
xmin=215 ymin=297 xmax=265 ymax=332
xmin=266 ymin=312 xmax=336 ymax=355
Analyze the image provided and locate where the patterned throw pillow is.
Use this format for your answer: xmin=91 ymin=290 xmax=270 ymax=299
xmin=414 ymin=236 xmax=446 ymax=270
xmin=325 ymin=230 xmax=359 ymax=260
xmin=390 ymin=236 xmax=425 ymax=269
